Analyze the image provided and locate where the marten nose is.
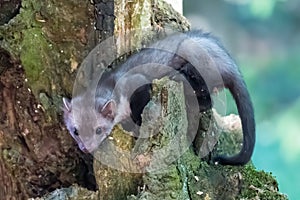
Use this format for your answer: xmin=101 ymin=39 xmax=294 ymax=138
xmin=79 ymin=136 xmax=98 ymax=152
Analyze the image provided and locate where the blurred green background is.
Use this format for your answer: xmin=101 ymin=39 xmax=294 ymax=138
xmin=184 ymin=0 xmax=300 ymax=199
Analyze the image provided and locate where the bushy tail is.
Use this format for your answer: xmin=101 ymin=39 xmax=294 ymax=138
xmin=214 ymin=76 xmax=255 ymax=165
xmin=158 ymin=30 xmax=256 ymax=165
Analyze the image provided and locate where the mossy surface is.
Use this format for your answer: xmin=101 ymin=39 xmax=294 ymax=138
xmin=0 ymin=0 xmax=97 ymax=198
xmin=20 ymin=28 xmax=51 ymax=93
xmin=92 ymin=125 xmax=142 ymax=200
xmin=127 ymin=78 xmax=287 ymax=200
xmin=0 ymin=0 xmax=95 ymax=120
xmin=240 ymin=165 xmax=288 ymax=200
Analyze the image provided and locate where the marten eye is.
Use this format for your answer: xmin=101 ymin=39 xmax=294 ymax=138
xmin=73 ymin=128 xmax=79 ymax=136
xmin=96 ymin=127 xmax=102 ymax=135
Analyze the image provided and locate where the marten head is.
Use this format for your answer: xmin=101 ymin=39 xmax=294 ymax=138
xmin=62 ymin=96 xmax=117 ymax=153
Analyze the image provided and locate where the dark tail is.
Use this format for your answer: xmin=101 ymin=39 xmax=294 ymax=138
xmin=159 ymin=30 xmax=255 ymax=165
xmin=214 ymin=76 xmax=255 ymax=165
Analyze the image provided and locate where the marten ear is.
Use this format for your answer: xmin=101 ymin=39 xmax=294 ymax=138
xmin=101 ymin=100 xmax=116 ymax=120
xmin=63 ymin=97 xmax=72 ymax=112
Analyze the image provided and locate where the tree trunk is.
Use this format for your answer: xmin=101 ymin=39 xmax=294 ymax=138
xmin=0 ymin=0 xmax=287 ymax=199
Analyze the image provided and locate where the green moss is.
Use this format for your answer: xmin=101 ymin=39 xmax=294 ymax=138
xmin=20 ymin=28 xmax=51 ymax=92
xmin=111 ymin=124 xmax=136 ymax=150
xmin=130 ymin=77 xmax=287 ymax=200
xmin=0 ymin=0 xmax=42 ymax=56
xmin=240 ymin=165 xmax=288 ymax=200
xmin=1 ymin=0 xmax=95 ymax=121
xmin=1 ymin=0 xmax=52 ymax=97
